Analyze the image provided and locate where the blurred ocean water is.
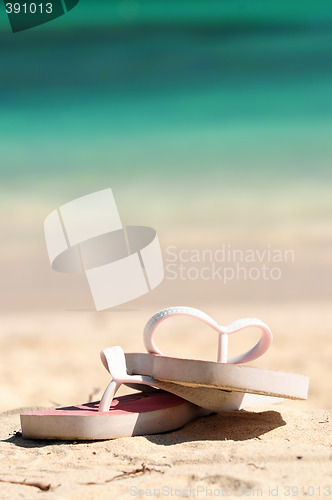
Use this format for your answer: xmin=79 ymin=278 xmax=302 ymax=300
xmin=0 ymin=0 xmax=332 ymax=194
xmin=0 ymin=1 xmax=332 ymax=309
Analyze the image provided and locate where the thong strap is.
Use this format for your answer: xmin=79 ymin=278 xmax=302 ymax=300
xmin=143 ymin=306 xmax=273 ymax=364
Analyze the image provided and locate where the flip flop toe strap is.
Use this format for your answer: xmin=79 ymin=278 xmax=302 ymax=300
xmin=143 ymin=306 xmax=273 ymax=364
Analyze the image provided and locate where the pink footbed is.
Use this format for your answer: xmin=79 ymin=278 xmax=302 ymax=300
xmin=21 ymin=391 xmax=186 ymax=417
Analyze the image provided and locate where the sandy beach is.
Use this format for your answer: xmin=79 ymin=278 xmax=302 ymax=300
xmin=1 ymin=298 xmax=331 ymax=499
xmin=1 ymin=2 xmax=332 ymax=496
xmin=1 ymin=404 xmax=331 ymax=499
xmin=1 ymin=178 xmax=331 ymax=499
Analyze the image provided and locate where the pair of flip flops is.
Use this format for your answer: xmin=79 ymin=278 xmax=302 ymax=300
xmin=21 ymin=307 xmax=309 ymax=440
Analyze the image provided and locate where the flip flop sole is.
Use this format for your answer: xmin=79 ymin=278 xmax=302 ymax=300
xmin=125 ymin=354 xmax=309 ymax=400
xmin=20 ymin=391 xmax=206 ymax=440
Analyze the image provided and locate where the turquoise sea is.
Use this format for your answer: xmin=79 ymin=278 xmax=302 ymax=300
xmin=1 ymin=1 xmax=332 ymax=310
xmin=0 ymin=0 xmax=332 ymax=198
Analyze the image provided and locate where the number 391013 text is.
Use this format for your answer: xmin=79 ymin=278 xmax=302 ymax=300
xmin=5 ymin=3 xmax=53 ymax=14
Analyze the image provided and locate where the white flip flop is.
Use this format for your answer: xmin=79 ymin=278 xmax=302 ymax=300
xmin=125 ymin=307 xmax=309 ymax=403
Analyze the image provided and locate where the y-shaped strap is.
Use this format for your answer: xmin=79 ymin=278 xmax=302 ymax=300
xmin=143 ymin=306 xmax=273 ymax=364
xmin=99 ymin=346 xmax=159 ymax=412
xmin=98 ymin=346 xmax=238 ymax=412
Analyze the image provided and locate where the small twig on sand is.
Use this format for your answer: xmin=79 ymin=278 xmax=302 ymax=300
xmin=88 ymin=387 xmax=100 ymax=403
xmin=49 ymin=401 xmax=61 ymax=407
xmin=107 ymin=463 xmax=164 ymax=482
xmin=84 ymin=463 xmax=164 ymax=485
xmin=0 ymin=478 xmax=51 ymax=491
xmin=248 ymin=462 xmax=265 ymax=470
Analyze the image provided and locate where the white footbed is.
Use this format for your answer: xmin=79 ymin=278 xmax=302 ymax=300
xmin=125 ymin=353 xmax=309 ymax=400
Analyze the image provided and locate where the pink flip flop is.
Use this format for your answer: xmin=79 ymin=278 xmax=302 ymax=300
xmin=21 ymin=390 xmax=207 ymax=441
